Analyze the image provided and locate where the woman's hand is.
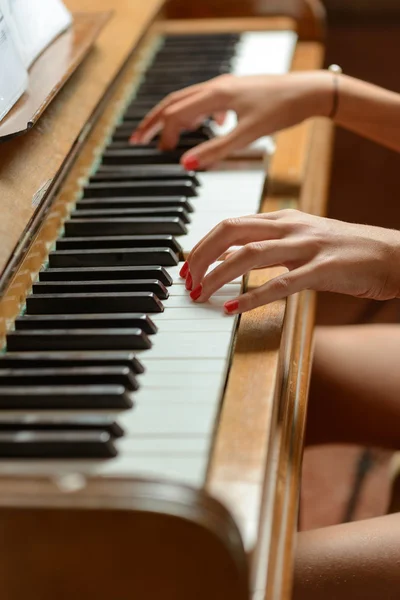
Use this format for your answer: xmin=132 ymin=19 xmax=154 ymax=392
xmin=181 ymin=209 xmax=400 ymax=314
xmin=131 ymin=72 xmax=332 ymax=169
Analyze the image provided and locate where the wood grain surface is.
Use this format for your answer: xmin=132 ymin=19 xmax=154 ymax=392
xmin=0 ymin=0 xmax=164 ymax=276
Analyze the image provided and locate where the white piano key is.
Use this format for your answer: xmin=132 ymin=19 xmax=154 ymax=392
xmin=138 ymin=331 xmax=234 ymax=360
xmin=160 ymin=294 xmax=230 ymax=310
xmin=166 ymin=263 xmax=243 ymax=285
xmin=194 ymin=171 xmax=265 ymax=212
xmin=233 ymin=31 xmax=297 ymax=76
xmin=119 ymin=401 xmax=220 ymax=435
xmin=117 ymin=436 xmax=210 ymax=455
xmin=134 ymin=383 xmax=225 ymax=403
xmin=138 ymin=358 xmax=227 ymax=374
xmin=167 ymin=284 xmax=240 ymax=297
xmin=138 ymin=371 xmax=225 ymax=389
xmin=152 ymin=318 xmax=235 ymax=332
xmin=151 ymin=307 xmax=235 ymax=321
xmin=175 ymin=171 xmax=265 ymax=253
xmin=211 ymin=30 xmax=297 ymax=152
xmin=0 ymin=456 xmax=208 ymax=487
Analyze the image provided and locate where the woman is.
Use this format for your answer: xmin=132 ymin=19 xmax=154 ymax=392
xmin=133 ymin=70 xmax=400 ymax=599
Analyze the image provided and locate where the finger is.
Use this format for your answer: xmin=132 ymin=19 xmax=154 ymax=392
xmin=223 ymin=265 xmax=315 ymax=315
xmin=187 ymin=217 xmax=283 ymax=289
xmin=131 ymin=85 xmax=203 ymax=144
xmin=213 ymin=111 xmax=228 ymax=126
xmin=190 ymin=239 xmax=302 ymax=302
xmin=181 ymin=118 xmax=258 ymax=169
xmin=158 ymin=90 xmax=222 ymax=150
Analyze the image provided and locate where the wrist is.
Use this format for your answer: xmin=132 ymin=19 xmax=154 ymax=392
xmin=305 ymin=71 xmax=336 ymax=118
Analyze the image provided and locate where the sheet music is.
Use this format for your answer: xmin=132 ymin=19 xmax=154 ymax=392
xmin=0 ymin=0 xmax=72 ymax=68
xmin=0 ymin=9 xmax=27 ymax=122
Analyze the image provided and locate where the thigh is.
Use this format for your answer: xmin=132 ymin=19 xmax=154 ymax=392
xmin=293 ymin=513 xmax=400 ymax=600
xmin=306 ymin=324 xmax=400 ymax=448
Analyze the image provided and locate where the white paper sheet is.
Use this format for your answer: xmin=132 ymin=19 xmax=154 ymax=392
xmin=0 ymin=0 xmax=72 ymax=68
xmin=0 ymin=9 xmax=28 ymax=122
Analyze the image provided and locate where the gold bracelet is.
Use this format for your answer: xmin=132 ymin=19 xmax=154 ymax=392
xmin=328 ymin=64 xmax=342 ymax=119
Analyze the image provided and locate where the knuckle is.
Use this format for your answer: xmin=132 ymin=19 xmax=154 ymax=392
xmin=243 ymin=241 xmax=265 ymax=258
xmin=220 ymin=217 xmax=243 ymax=233
xmin=270 ymin=275 xmax=291 ymax=294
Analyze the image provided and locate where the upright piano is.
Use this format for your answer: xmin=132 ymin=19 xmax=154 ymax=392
xmin=0 ymin=1 xmax=333 ymax=598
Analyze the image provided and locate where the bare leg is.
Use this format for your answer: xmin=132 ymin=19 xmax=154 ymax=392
xmin=306 ymin=324 xmax=400 ymax=449
xmin=293 ymin=513 xmax=400 ymax=600
xmin=293 ymin=325 xmax=400 ymax=599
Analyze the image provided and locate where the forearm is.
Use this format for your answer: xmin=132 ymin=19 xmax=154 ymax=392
xmin=312 ymin=73 xmax=400 ymax=152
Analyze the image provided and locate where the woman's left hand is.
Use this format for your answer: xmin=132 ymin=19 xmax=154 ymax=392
xmin=182 ymin=209 xmax=400 ymax=314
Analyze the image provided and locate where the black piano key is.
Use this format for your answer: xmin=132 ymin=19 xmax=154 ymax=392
xmin=48 ymin=247 xmax=178 ymax=268
xmin=90 ymin=165 xmax=200 ymax=185
xmin=71 ymin=207 xmax=191 ymax=225
xmin=108 ymin=140 xmax=198 ymax=150
xmin=162 ymin=32 xmax=240 ymax=42
xmin=83 ymin=179 xmax=197 ymax=197
xmin=75 ymin=197 xmax=194 ymax=213
xmin=6 ymin=328 xmax=152 ymax=351
xmin=64 ymin=217 xmax=188 ymax=236
xmin=0 ymin=418 xmax=124 ymax=438
xmin=112 ymin=123 xmax=212 ymax=141
xmin=26 ymin=292 xmax=163 ymax=314
xmin=0 ymin=431 xmax=117 ymax=459
xmin=102 ymin=148 xmax=185 ymax=165
xmin=0 ymin=385 xmax=132 ymax=410
xmin=0 ymin=366 xmax=139 ymax=391
xmin=0 ymin=351 xmax=144 ymax=374
xmin=132 ymin=79 xmax=229 ymax=98
xmin=142 ymin=69 xmax=230 ymax=86
xmin=15 ymin=314 xmax=157 ymax=335
xmin=40 ymin=265 xmax=173 ymax=286
xmin=32 ymin=279 xmax=169 ymax=300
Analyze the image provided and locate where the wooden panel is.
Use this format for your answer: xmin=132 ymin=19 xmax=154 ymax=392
xmin=0 ymin=12 xmax=110 ymax=140
xmin=164 ymin=0 xmax=326 ymax=40
xmin=0 ymin=0 xmax=164 ymax=276
xmin=0 ymin=479 xmax=249 ymax=600
xmin=156 ymin=16 xmax=296 ymax=34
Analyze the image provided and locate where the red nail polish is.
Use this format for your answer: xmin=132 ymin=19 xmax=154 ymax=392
xmin=179 ymin=261 xmax=189 ymax=278
xmin=183 ymin=155 xmax=199 ymax=171
xmin=190 ymin=284 xmax=203 ymax=301
xmin=185 ymin=272 xmax=193 ymax=291
xmin=224 ymin=300 xmax=239 ymax=314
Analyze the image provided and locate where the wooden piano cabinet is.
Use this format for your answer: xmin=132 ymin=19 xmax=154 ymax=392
xmin=0 ymin=3 xmax=333 ymax=600
xmin=164 ymin=0 xmax=326 ymax=40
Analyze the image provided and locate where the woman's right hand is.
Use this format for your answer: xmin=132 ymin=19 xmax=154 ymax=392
xmin=131 ymin=71 xmax=333 ymax=169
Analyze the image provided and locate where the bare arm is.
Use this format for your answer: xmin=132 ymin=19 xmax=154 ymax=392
xmin=332 ymin=74 xmax=400 ymax=153
xmin=132 ymin=71 xmax=400 ymax=167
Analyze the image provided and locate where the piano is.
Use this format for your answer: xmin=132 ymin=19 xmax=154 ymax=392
xmin=0 ymin=1 xmax=333 ymax=599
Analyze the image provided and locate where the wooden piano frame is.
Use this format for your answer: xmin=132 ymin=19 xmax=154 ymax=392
xmin=0 ymin=2 xmax=333 ymax=599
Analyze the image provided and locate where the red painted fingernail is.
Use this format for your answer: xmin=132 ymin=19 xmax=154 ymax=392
xmin=183 ymin=155 xmax=199 ymax=171
xmin=129 ymin=132 xmax=138 ymax=144
xmin=179 ymin=261 xmax=189 ymax=278
xmin=224 ymin=300 xmax=239 ymax=314
xmin=185 ymin=272 xmax=193 ymax=291
xmin=190 ymin=284 xmax=203 ymax=301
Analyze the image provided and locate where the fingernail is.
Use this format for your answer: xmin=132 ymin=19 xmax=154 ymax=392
xmin=129 ymin=133 xmax=138 ymax=144
xmin=224 ymin=300 xmax=239 ymax=314
xmin=179 ymin=261 xmax=189 ymax=278
xmin=185 ymin=271 xmax=193 ymax=291
xmin=183 ymin=155 xmax=199 ymax=171
xmin=190 ymin=284 xmax=203 ymax=301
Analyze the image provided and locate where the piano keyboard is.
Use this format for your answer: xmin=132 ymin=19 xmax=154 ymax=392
xmin=0 ymin=30 xmax=292 ymax=487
